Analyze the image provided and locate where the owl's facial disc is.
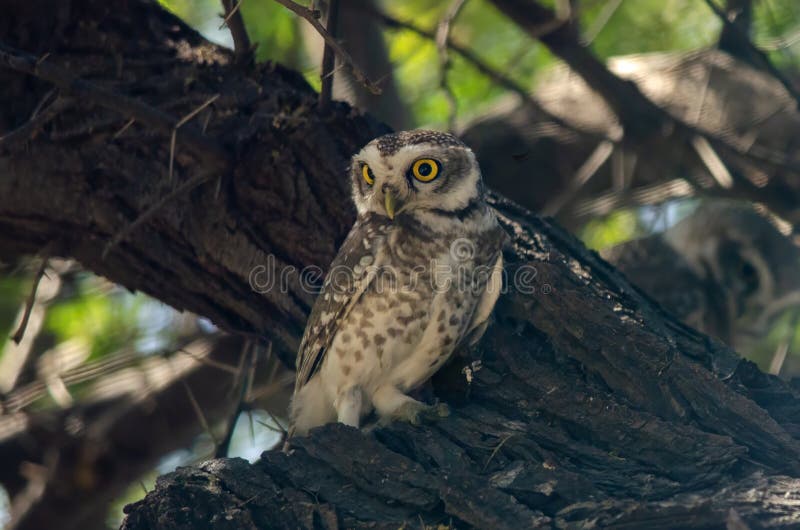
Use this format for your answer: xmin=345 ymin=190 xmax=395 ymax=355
xmin=350 ymin=131 xmax=482 ymax=220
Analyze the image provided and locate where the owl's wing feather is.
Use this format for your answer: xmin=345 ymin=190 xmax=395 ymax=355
xmin=294 ymin=217 xmax=388 ymax=391
xmin=462 ymin=252 xmax=503 ymax=347
xmin=459 ymin=224 xmax=506 ymax=348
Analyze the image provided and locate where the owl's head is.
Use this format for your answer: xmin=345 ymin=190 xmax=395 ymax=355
xmin=350 ymin=130 xmax=483 ymax=220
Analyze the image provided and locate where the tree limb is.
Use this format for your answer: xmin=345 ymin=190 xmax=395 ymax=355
xmin=220 ymin=0 xmax=253 ymax=65
xmin=272 ymin=0 xmax=382 ymax=95
xmin=366 ymin=6 xmax=611 ymax=141
xmin=706 ymin=0 xmax=800 ymax=110
xmin=318 ymin=0 xmax=340 ymax=109
xmin=488 ymin=0 xmax=671 ymax=139
xmin=0 ymin=42 xmax=229 ymax=169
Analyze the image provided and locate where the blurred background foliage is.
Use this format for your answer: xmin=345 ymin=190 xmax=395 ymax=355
xmin=2 ymin=0 xmax=800 ymax=527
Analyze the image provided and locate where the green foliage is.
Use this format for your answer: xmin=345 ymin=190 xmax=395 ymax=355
xmin=43 ymin=275 xmax=181 ymax=362
xmin=579 ymin=208 xmax=642 ymax=250
xmin=754 ymin=0 xmax=800 ymax=72
xmin=584 ymin=0 xmax=721 ymax=57
xmin=106 ymin=471 xmax=158 ymax=528
xmin=239 ymin=1 xmax=310 ymax=67
xmin=157 ymin=0 xmax=799 ymax=131
xmin=745 ymin=310 xmax=800 ymax=372
xmin=45 ymin=281 xmax=139 ymax=360
xmin=384 ymin=0 xmax=556 ymax=128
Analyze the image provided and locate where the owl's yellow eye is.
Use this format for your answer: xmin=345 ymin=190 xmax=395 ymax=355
xmin=361 ymin=163 xmax=375 ymax=185
xmin=411 ymin=159 xmax=440 ymax=182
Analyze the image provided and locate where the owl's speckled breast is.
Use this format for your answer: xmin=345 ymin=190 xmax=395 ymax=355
xmin=322 ymin=217 xmax=495 ymax=396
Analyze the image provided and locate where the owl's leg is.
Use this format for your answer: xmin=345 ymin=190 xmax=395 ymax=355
xmin=372 ymin=385 xmax=449 ymax=426
xmin=289 ymin=375 xmax=336 ymax=437
xmin=335 ymin=386 xmax=363 ymax=427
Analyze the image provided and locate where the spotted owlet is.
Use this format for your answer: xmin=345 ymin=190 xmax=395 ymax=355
xmin=289 ymin=130 xmax=506 ymax=436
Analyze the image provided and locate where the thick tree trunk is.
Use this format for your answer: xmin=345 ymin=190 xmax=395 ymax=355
xmin=3 ymin=1 xmax=800 ymax=528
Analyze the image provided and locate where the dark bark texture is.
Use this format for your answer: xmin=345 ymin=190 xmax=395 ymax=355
xmin=2 ymin=1 xmax=800 ymax=529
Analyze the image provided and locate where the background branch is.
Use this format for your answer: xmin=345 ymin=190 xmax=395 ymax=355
xmin=436 ymin=0 xmax=468 ymax=132
xmin=705 ymin=0 xmax=800 ymax=110
xmin=367 ymin=6 xmax=610 ymax=141
xmin=220 ymin=0 xmax=253 ymax=65
xmin=272 ymin=0 xmax=382 ymax=95
xmin=318 ymin=0 xmax=340 ymax=109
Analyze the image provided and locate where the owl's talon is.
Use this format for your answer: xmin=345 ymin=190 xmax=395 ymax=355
xmin=433 ymin=402 xmax=451 ymax=418
xmin=391 ymin=401 xmax=450 ymax=426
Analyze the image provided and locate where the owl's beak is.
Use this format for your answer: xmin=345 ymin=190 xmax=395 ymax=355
xmin=384 ymin=191 xmax=399 ymax=220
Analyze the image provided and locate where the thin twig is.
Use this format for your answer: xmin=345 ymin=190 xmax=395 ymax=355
xmin=112 ymin=117 xmax=136 ymax=139
xmin=178 ymin=346 xmax=241 ymax=375
xmin=704 ymin=0 xmax=800 ymax=110
xmin=11 ymin=247 xmax=52 ymax=344
xmin=319 ymin=0 xmax=340 ymax=109
xmin=169 ymin=94 xmax=221 ymax=182
xmin=0 ymin=96 xmax=72 ymax=149
xmin=271 ymin=0 xmax=381 ymax=95
xmin=366 ymin=7 xmax=609 ymax=142
xmin=691 ymin=135 xmax=733 ymax=189
xmin=582 ymin=0 xmax=622 ymax=45
xmin=263 ymin=408 xmax=288 ymax=437
xmin=245 ymin=341 xmax=266 ymax=401
xmin=102 ymin=170 xmax=215 ymax=259
xmin=436 ymin=0 xmax=468 ymax=132
xmin=221 ymin=0 xmax=253 ymax=65
xmin=215 ymin=340 xmax=253 ymax=458
xmin=757 ymin=26 xmax=800 ymax=51
xmin=30 ymin=88 xmax=57 ymax=118
xmin=541 ymin=140 xmax=615 ymax=216
xmin=183 ymin=381 xmax=218 ymax=445
xmin=769 ymin=311 xmax=800 ymax=375
xmin=483 ymin=433 xmax=516 ymax=471
xmin=255 ymin=418 xmax=284 ymax=434
xmin=0 ymin=41 xmax=229 ymax=168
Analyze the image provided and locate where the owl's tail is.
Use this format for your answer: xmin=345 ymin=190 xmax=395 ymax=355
xmin=288 ymin=375 xmax=336 ymax=437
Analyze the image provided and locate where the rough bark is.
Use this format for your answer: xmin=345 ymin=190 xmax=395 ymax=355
xmin=2 ymin=1 xmax=800 ymax=529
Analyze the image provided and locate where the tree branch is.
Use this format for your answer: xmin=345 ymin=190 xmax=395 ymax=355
xmin=366 ymin=6 xmax=612 ymax=141
xmin=220 ymin=0 xmax=253 ymax=65
xmin=0 ymin=42 xmax=229 ymax=169
xmin=705 ymin=0 xmax=800 ymax=110
xmin=10 ymin=249 xmax=51 ymax=344
xmin=318 ymin=0 xmax=340 ymax=109
xmin=436 ymin=0 xmax=468 ymax=132
xmin=2 ymin=2 xmax=800 ymax=529
xmin=271 ymin=0 xmax=382 ymax=95
xmin=488 ymin=0 xmax=671 ymax=139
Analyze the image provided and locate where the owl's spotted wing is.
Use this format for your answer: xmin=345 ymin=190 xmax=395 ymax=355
xmin=294 ymin=216 xmax=388 ymax=391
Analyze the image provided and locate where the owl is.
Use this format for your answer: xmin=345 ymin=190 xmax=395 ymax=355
xmin=289 ymin=130 xmax=506 ymax=436
xmin=602 ymin=201 xmax=800 ymax=351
